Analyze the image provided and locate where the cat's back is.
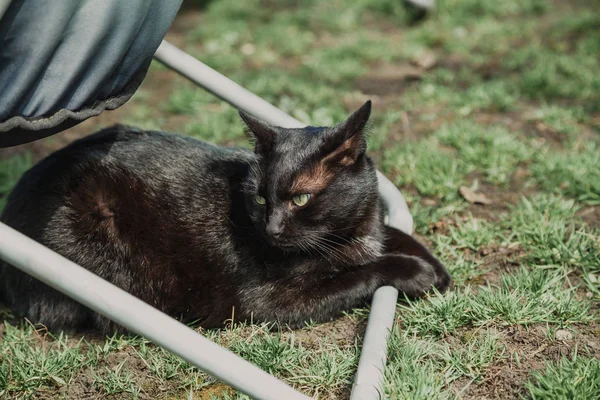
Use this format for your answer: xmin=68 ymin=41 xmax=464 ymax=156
xmin=0 ymin=126 xmax=254 ymax=326
xmin=1 ymin=125 xmax=254 ymax=241
xmin=40 ymin=124 xmax=250 ymax=179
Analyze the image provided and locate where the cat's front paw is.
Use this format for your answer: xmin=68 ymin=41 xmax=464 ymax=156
xmin=377 ymin=254 xmax=450 ymax=298
xmin=433 ymin=264 xmax=451 ymax=293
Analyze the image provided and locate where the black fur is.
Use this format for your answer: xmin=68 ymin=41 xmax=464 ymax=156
xmin=0 ymin=101 xmax=450 ymax=333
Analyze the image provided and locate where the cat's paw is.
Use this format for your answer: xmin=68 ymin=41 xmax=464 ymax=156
xmin=379 ymin=254 xmax=441 ymax=298
xmin=433 ymin=264 xmax=452 ymax=293
xmin=380 ymin=226 xmax=451 ymax=295
xmin=375 ymin=254 xmax=452 ymax=298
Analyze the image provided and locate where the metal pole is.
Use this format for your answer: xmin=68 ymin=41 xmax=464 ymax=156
xmin=349 ymin=287 xmax=399 ymax=400
xmin=153 ymin=40 xmax=410 ymax=399
xmin=0 ymin=0 xmax=12 ymax=22
xmin=0 ymin=223 xmax=311 ymax=400
xmin=154 ymin=41 xmax=304 ymax=129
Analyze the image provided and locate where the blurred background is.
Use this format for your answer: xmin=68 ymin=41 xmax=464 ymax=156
xmin=1 ymin=1 xmax=599 ymax=399
xmin=2 ymin=0 xmax=599 ymax=208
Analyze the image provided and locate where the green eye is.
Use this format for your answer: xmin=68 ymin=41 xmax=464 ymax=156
xmin=254 ymin=195 xmax=266 ymax=205
xmin=292 ymin=194 xmax=311 ymax=207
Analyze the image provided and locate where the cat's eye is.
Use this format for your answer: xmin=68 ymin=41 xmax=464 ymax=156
xmin=292 ymin=194 xmax=311 ymax=207
xmin=254 ymin=195 xmax=266 ymax=205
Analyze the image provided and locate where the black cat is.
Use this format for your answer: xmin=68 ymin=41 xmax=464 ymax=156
xmin=0 ymin=101 xmax=450 ymax=333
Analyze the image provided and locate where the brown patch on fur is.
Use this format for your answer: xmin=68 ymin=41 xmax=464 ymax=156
xmin=94 ymin=200 xmax=115 ymax=219
xmin=324 ymin=137 xmax=360 ymax=166
xmin=323 ymin=135 xmax=358 ymax=167
xmin=291 ymin=135 xmax=364 ymax=193
xmin=67 ymin=173 xmax=120 ymax=237
xmin=291 ymin=161 xmax=335 ymax=193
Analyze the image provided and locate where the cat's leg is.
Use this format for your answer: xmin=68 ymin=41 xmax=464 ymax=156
xmin=383 ymin=226 xmax=451 ymax=291
xmin=237 ymin=253 xmax=444 ymax=327
xmin=1 ymin=265 xmax=94 ymax=332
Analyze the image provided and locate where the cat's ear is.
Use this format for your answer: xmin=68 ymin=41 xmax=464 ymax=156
xmin=322 ymin=100 xmax=371 ymax=166
xmin=239 ymin=110 xmax=276 ymax=155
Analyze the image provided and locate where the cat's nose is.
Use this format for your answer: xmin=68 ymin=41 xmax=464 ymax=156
xmin=266 ymin=221 xmax=284 ymax=238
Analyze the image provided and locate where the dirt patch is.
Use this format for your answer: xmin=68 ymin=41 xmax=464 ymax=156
xmin=458 ymin=171 xmax=534 ymax=222
xmin=292 ymin=315 xmax=368 ymax=349
xmin=473 ymin=59 xmax=505 ymax=82
xmin=185 ymin=383 xmax=234 ymax=400
xmin=526 ymin=120 xmax=572 ymax=147
xmin=453 ymin=363 xmax=530 ymax=400
xmin=451 ymin=323 xmax=600 ymax=399
xmin=466 ymin=245 xmax=525 ymax=286
xmin=464 ymin=188 xmax=516 ymax=222
xmin=216 ymin=314 xmax=367 ymax=351
xmin=474 ymin=111 xmax=529 ymax=137
xmin=578 ymin=206 xmax=600 ymax=229
xmin=474 ymin=108 xmax=600 ymax=150
xmin=51 ymin=344 xmax=195 ymax=400
xmin=386 ymin=106 xmax=448 ymax=143
xmin=356 ymin=63 xmax=424 ymax=97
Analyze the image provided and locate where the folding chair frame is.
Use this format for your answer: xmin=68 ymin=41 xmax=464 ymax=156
xmin=0 ymin=39 xmax=414 ymax=400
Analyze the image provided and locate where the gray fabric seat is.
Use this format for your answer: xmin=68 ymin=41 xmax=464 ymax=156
xmin=0 ymin=0 xmax=182 ymax=147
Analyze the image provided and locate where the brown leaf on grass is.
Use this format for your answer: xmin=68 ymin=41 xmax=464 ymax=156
xmin=459 ymin=186 xmax=493 ymax=205
xmin=411 ymin=51 xmax=438 ymax=70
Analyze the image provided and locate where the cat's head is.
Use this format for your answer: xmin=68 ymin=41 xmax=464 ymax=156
xmin=241 ymin=101 xmax=382 ymax=257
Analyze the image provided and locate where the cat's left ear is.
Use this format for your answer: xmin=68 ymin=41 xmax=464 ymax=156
xmin=322 ymin=100 xmax=371 ymax=166
xmin=239 ymin=111 xmax=277 ymax=155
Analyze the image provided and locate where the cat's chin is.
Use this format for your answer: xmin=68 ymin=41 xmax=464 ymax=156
xmin=270 ymin=241 xmax=298 ymax=251
xmin=266 ymin=238 xmax=302 ymax=252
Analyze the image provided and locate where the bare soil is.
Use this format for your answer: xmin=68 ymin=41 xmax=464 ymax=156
xmin=452 ymin=323 xmax=600 ymax=400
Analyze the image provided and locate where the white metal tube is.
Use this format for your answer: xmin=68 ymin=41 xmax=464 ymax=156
xmin=154 ymin=41 xmax=304 ymax=129
xmin=0 ymin=222 xmax=311 ymax=400
xmin=153 ymin=40 xmax=409 ymax=399
xmin=349 ymin=286 xmax=399 ymax=400
xmin=0 ymin=0 xmax=12 ymax=23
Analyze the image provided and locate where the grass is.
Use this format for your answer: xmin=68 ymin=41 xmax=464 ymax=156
xmin=525 ymin=353 xmax=600 ymax=400
xmin=531 ymin=144 xmax=600 ymax=204
xmin=1 ymin=0 xmax=599 ymax=398
xmin=400 ymin=267 xmax=593 ymax=339
xmin=0 ymin=324 xmax=90 ymax=398
xmin=384 ymin=138 xmax=468 ymax=201
xmin=93 ymin=361 xmax=141 ymax=397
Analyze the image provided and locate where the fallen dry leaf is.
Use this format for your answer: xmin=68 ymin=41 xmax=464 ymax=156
xmin=411 ymin=51 xmax=438 ymax=70
xmin=459 ymin=186 xmax=493 ymax=205
xmin=555 ymin=329 xmax=574 ymax=341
